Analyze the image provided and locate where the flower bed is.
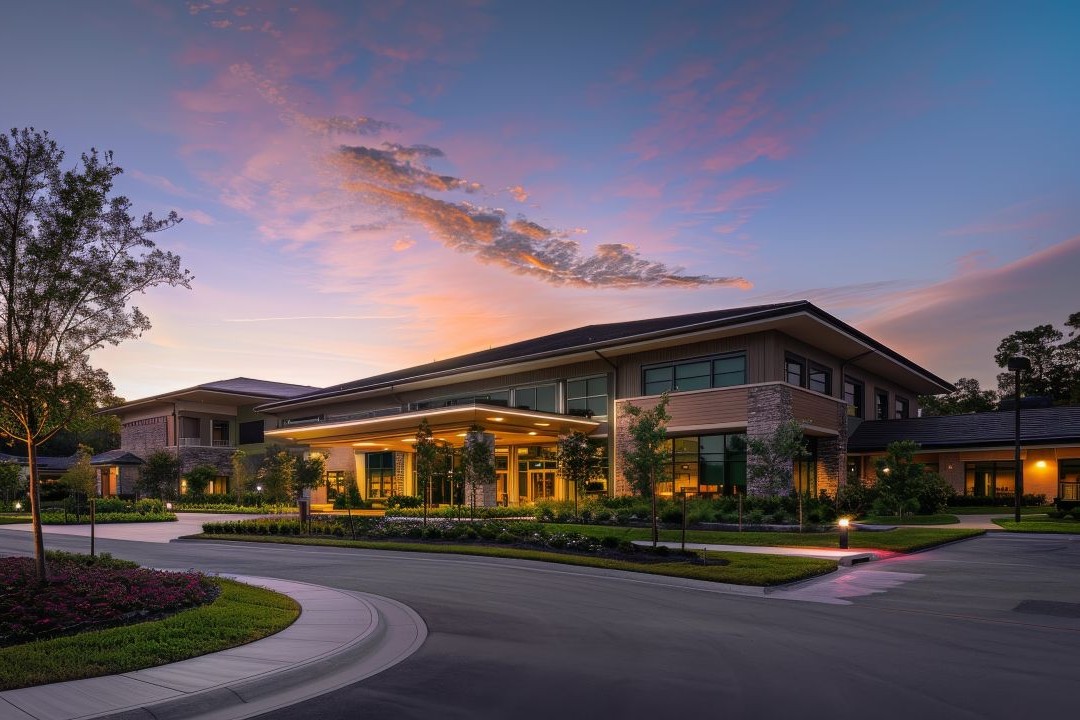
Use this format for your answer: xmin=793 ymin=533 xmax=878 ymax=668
xmin=0 ymin=552 xmax=215 ymax=647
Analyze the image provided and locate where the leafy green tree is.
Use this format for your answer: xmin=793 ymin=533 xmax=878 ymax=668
xmin=138 ymin=450 xmax=181 ymax=501
xmin=620 ymin=394 xmax=671 ymax=546
xmin=460 ymin=424 xmax=495 ymax=520
xmin=414 ymin=419 xmax=437 ymax=526
xmin=60 ymin=445 xmax=96 ymax=497
xmin=919 ymin=378 xmax=998 ymax=416
xmin=230 ymin=449 xmax=254 ymax=502
xmin=0 ymin=128 xmax=190 ymax=580
xmin=0 ymin=460 xmax=23 ymax=504
xmin=256 ymin=447 xmax=296 ymax=503
xmin=746 ymin=419 xmax=808 ymax=497
xmin=994 ymin=315 xmax=1080 ymax=403
xmin=292 ymin=453 xmax=326 ymax=501
xmin=182 ymin=464 xmax=217 ymax=496
xmin=557 ymin=430 xmax=602 ymax=519
xmin=873 ymin=440 xmax=953 ymax=517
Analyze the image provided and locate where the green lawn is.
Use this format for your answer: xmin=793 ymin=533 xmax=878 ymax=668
xmin=949 ymin=506 xmax=1049 ymax=515
xmin=992 ymin=517 xmax=1080 ymax=534
xmin=196 ymin=534 xmax=838 ymax=586
xmin=542 ymin=523 xmax=983 ymax=553
xmin=861 ymin=514 xmax=959 ymax=525
xmin=0 ymin=578 xmax=299 ymax=690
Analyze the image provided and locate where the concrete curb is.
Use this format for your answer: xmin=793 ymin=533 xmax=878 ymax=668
xmin=0 ymin=576 xmax=427 ymax=720
xmin=631 ymin=539 xmax=879 ymax=566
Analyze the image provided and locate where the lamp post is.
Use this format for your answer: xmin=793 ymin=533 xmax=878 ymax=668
xmin=1007 ymin=356 xmax=1031 ymax=524
xmin=838 ymin=517 xmax=850 ymax=549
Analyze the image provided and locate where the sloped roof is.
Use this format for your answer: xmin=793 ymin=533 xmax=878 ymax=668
xmin=259 ymin=300 xmax=951 ymax=411
xmin=105 ymin=377 xmax=320 ymax=415
xmin=848 ymin=406 xmax=1080 ymax=452
xmin=91 ymin=450 xmax=144 ymax=465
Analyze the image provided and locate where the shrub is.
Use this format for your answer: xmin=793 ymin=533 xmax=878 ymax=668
xmin=496 ymin=530 xmax=515 ymax=543
xmin=660 ymin=506 xmax=683 ymax=524
xmin=600 ymin=535 xmax=620 ymax=549
xmin=385 ymin=494 xmax=422 ymax=509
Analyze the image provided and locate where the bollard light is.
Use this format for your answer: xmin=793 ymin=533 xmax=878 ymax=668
xmin=838 ymin=517 xmax=850 ymax=549
xmin=14 ymin=501 xmax=22 ymax=512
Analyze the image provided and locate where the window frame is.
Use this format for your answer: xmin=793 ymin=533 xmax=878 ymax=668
xmin=843 ymin=377 xmax=865 ymax=419
xmin=566 ymin=375 xmax=609 ymax=418
xmin=641 ymin=352 xmax=747 ymax=396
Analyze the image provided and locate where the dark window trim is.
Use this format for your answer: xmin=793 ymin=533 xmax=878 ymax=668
xmin=642 ymin=352 xmax=747 ymax=396
xmin=874 ymin=389 xmax=889 ymax=420
xmin=895 ymin=396 xmax=910 ymax=419
xmin=844 ymin=376 xmax=865 ymax=419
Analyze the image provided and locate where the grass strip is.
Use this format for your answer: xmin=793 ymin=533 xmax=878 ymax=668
xmin=949 ymin=506 xmax=1049 ymax=516
xmin=861 ymin=514 xmax=959 ymax=525
xmin=195 ymin=534 xmax=837 ymax=586
xmin=0 ymin=578 xmax=299 ymax=691
xmin=0 ymin=516 xmax=30 ymax=525
xmin=992 ymin=518 xmax=1080 ymax=534
xmin=541 ymin=523 xmax=983 ymax=552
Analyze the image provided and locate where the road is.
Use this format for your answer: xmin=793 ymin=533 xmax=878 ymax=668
xmin=1 ymin=526 xmax=1077 ymax=720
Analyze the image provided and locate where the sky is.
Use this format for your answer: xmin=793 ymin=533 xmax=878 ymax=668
xmin=2 ymin=0 xmax=1078 ymax=400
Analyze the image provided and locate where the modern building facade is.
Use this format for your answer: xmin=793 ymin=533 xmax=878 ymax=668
xmin=848 ymin=406 xmax=1080 ymax=505
xmin=244 ymin=301 xmax=951 ymax=505
xmin=105 ymin=378 xmax=318 ymax=495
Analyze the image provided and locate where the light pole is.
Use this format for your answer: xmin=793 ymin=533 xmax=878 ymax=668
xmin=1007 ymin=356 xmax=1031 ymax=524
xmin=838 ymin=517 xmax=850 ymax=549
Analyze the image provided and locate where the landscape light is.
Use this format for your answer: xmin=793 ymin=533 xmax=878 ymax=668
xmin=14 ymin=501 xmax=22 ymax=511
xmin=838 ymin=517 xmax=850 ymax=549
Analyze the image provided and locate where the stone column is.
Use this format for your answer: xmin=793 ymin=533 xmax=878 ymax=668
xmin=746 ymin=384 xmax=794 ymax=496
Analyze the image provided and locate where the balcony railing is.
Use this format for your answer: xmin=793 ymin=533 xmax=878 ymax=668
xmin=179 ymin=437 xmax=234 ymax=448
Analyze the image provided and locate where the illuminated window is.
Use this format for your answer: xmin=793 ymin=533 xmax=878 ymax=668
xmin=844 ymin=378 xmax=864 ymax=418
xmin=325 ymin=470 xmax=346 ymax=500
xmin=366 ymin=452 xmax=395 ymax=499
xmin=1059 ymin=460 xmax=1080 ymax=502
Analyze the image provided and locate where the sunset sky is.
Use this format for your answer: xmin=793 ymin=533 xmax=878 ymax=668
xmin=3 ymin=0 xmax=1077 ymax=400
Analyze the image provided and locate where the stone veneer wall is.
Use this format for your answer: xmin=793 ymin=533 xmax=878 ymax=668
xmin=120 ymin=417 xmax=168 ymax=462
xmin=177 ymin=447 xmax=234 ymax=476
xmin=393 ymin=451 xmax=407 ymax=496
xmin=745 ymin=384 xmax=794 ymax=496
xmin=814 ymin=399 xmax=847 ymax=498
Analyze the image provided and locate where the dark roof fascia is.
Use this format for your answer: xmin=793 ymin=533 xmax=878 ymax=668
xmin=261 ymin=300 xmax=945 ymax=412
xmin=256 ymin=302 xmax=810 ymax=411
xmin=103 ymin=380 xmax=318 ymax=416
xmin=797 ymin=304 xmax=954 ymax=393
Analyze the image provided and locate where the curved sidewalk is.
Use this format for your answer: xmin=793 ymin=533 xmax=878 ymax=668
xmin=0 ymin=576 xmax=427 ymax=720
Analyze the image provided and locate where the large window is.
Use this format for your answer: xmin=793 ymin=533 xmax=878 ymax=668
xmin=366 ymin=452 xmax=395 ymax=499
xmin=238 ymin=420 xmax=264 ymax=444
xmin=786 ymin=354 xmax=831 ymax=395
xmin=875 ymin=390 xmax=889 ymax=420
xmin=794 ymin=438 xmax=818 ymax=496
xmin=656 ymin=433 xmax=747 ymax=497
xmin=643 ymin=354 xmax=746 ymax=396
xmin=566 ymin=376 xmax=608 ymax=418
xmin=325 ymin=470 xmax=346 ymax=500
xmin=844 ymin=378 xmax=865 ymax=418
xmin=965 ymin=461 xmax=1015 ymax=497
xmin=1060 ymin=460 xmax=1080 ymax=502
xmin=514 ymin=384 xmax=558 ymax=413
xmin=212 ymin=420 xmax=230 ymax=447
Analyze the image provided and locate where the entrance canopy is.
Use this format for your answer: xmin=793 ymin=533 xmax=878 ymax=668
xmin=265 ymin=403 xmax=601 ymax=452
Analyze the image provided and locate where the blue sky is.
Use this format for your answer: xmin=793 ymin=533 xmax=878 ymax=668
xmin=3 ymin=0 xmax=1078 ymax=399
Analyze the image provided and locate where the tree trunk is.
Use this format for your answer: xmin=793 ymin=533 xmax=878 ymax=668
xmin=650 ymin=470 xmax=658 ymax=547
xmin=28 ymin=439 xmax=47 ymax=582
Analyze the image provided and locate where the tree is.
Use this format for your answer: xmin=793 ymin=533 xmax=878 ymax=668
xmin=183 ymin=464 xmax=217 ymax=496
xmin=0 ymin=460 xmax=23 ymax=504
xmin=745 ymin=418 xmax=808 ymax=497
xmin=230 ymin=449 xmax=254 ymax=503
xmin=994 ymin=315 xmax=1080 ymax=403
xmin=557 ymin=430 xmax=602 ymax=519
xmin=873 ymin=440 xmax=952 ymax=518
xmin=256 ymin=447 xmax=296 ymax=503
xmin=292 ymin=453 xmax=325 ymax=501
xmin=0 ymin=128 xmax=191 ymax=580
xmin=60 ymin=444 xmax=96 ymax=497
xmin=919 ymin=378 xmax=998 ymax=416
xmin=620 ymin=394 xmax=671 ymax=546
xmin=414 ymin=419 xmax=437 ymax=526
xmin=460 ymin=424 xmax=494 ymax=520
xmin=138 ymin=450 xmax=181 ymax=501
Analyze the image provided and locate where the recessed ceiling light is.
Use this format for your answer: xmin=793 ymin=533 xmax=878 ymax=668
xmin=456 ymin=432 xmax=468 ymax=437
xmin=534 ymin=422 xmax=550 ymax=427
xmin=352 ymin=442 xmax=378 ymax=447
xmin=487 ymin=417 xmax=505 ymax=422
xmin=528 ymin=431 xmax=537 ymax=436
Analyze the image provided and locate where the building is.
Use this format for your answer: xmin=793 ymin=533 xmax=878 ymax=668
xmin=244 ymin=301 xmax=951 ymax=506
xmin=105 ymin=378 xmax=319 ymax=496
xmin=848 ymin=406 xmax=1080 ymax=505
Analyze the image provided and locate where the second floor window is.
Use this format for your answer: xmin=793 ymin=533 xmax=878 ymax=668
xmin=514 ymin=384 xmax=558 ymax=413
xmin=566 ymin=376 xmax=608 ymax=418
xmin=644 ymin=354 xmax=747 ymax=396
xmin=844 ymin=378 xmax=864 ymax=418
xmin=786 ymin=353 xmax=831 ymax=395
xmin=875 ymin=390 xmax=889 ymax=420
xmin=895 ymin=397 xmax=910 ymax=419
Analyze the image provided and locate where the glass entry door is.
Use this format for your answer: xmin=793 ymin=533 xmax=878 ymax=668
xmin=530 ymin=470 xmax=556 ymax=500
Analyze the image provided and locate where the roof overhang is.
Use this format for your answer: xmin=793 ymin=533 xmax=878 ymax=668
xmin=264 ymin=404 xmax=600 ymax=452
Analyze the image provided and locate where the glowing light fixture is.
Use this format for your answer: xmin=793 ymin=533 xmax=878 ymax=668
xmin=838 ymin=517 xmax=850 ymax=549
xmin=487 ymin=417 xmax=505 ymax=422
xmin=528 ymin=431 xmax=538 ymax=436
xmin=534 ymin=422 xmax=550 ymax=427
xmin=352 ymin=442 xmax=379 ymax=447
xmin=1035 ymin=460 xmax=1047 ymax=469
